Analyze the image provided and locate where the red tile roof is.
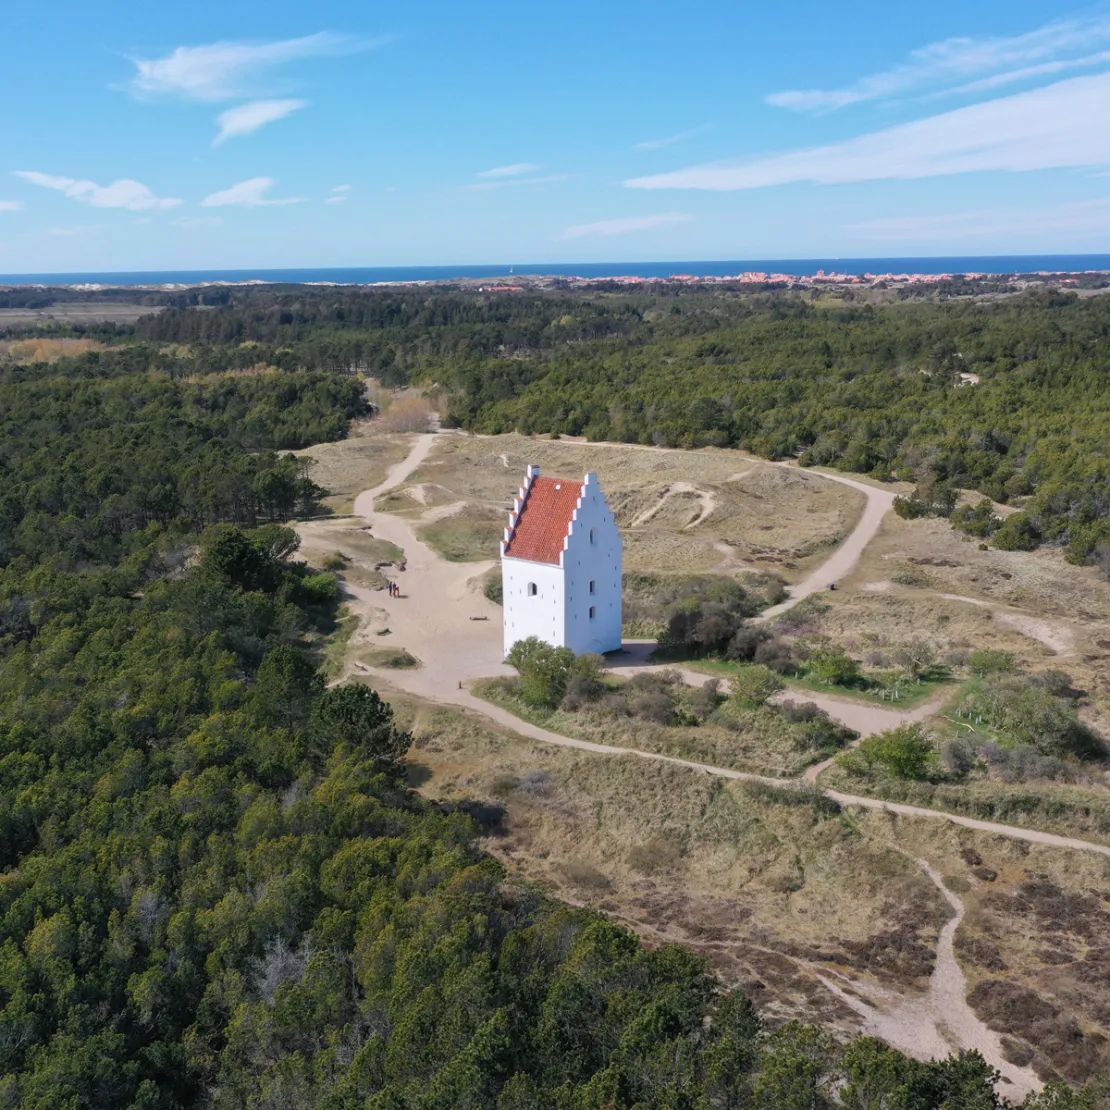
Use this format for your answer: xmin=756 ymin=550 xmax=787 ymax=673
xmin=504 ymin=476 xmax=582 ymax=564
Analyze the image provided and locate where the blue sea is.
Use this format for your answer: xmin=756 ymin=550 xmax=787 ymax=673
xmin=2 ymin=255 xmax=1109 ymax=286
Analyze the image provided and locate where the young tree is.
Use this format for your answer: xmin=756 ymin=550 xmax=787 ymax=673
xmin=729 ymin=664 xmax=785 ymax=707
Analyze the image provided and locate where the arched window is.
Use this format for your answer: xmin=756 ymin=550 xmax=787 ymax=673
xmin=589 ymin=605 xmax=596 ymax=620
xmin=589 ymin=580 xmax=596 ymax=594
xmin=589 ymin=528 xmax=597 ymax=545
xmin=527 ymin=582 xmax=537 ymax=596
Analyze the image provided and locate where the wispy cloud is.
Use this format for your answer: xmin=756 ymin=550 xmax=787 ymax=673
xmin=633 ymin=125 xmax=710 ymax=151
xmin=172 ymin=216 xmax=223 ymax=227
xmin=325 ymin=196 xmax=347 ymax=205
xmin=213 ymin=98 xmax=306 ymax=145
xmin=127 ymin=32 xmax=375 ymax=101
xmin=331 ymin=184 xmax=351 ymax=192
xmin=14 ymin=170 xmax=182 ymax=210
xmin=0 ymin=201 xmax=23 ymax=213
xmin=463 ymin=174 xmax=572 ymax=192
xmin=625 ymin=73 xmax=1110 ymax=191
xmin=477 ymin=163 xmax=541 ymax=178
xmin=201 ymin=177 xmax=306 ymax=207
xmin=558 ymin=213 xmax=692 ymax=240
xmin=768 ymin=14 xmax=1110 ymax=112
xmin=849 ymin=198 xmax=1110 ymax=241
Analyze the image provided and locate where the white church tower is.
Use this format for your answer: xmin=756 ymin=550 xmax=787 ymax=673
xmin=501 ymin=465 xmax=623 ymax=657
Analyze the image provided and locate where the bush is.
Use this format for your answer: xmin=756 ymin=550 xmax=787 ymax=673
xmin=992 ymin=511 xmax=1039 ymax=551
xmin=300 ymin=572 xmax=340 ymax=604
xmin=841 ymin=724 xmax=936 ymax=779
xmin=683 ymin=679 xmax=722 ymax=722
xmin=782 ymin=702 xmax=858 ymax=752
xmin=483 ymin=568 xmax=503 ymax=605
xmin=729 ymin=664 xmax=785 ymax=706
xmin=657 ymin=578 xmax=756 ymax=656
xmin=630 ymin=690 xmax=678 ymax=725
xmin=754 ymin=636 xmax=796 ymax=675
xmin=968 ymin=649 xmax=1016 ymax=676
xmin=951 ymin=498 xmax=999 ymax=539
xmin=808 ymin=646 xmax=862 ymax=686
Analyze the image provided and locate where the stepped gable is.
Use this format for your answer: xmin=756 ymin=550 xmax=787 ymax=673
xmin=503 ymin=474 xmax=582 ymax=564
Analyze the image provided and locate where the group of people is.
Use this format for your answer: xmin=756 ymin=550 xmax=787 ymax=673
xmin=387 ymin=580 xmax=400 ymax=598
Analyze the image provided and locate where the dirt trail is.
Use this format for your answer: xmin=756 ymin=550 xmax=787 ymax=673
xmin=629 ymin=481 xmax=716 ymax=529
xmin=757 ymin=468 xmax=897 ymax=621
xmin=802 ymin=858 xmax=1039 ymax=1099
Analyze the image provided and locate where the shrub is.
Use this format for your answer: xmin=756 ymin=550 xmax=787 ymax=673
xmin=809 ymin=646 xmax=862 ymax=686
xmin=992 ymin=511 xmax=1039 ymax=551
xmin=951 ymin=498 xmax=999 ymax=539
xmin=754 ymin=636 xmax=796 ymax=675
xmin=483 ymin=568 xmax=503 ymax=605
xmin=968 ymin=649 xmax=1016 ymax=676
xmin=729 ymin=664 xmax=785 ymax=706
xmin=841 ymin=724 xmax=936 ymax=780
xmin=683 ymin=679 xmax=722 ymax=722
xmin=630 ymin=690 xmax=678 ymax=725
xmin=300 ymin=573 xmax=340 ymax=604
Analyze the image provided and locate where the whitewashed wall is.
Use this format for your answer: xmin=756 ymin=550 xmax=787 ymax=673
xmin=502 ymin=557 xmax=566 ymax=656
xmin=562 ymin=472 xmax=623 ymax=654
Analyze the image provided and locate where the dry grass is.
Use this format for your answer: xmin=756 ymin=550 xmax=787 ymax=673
xmin=296 ymin=520 xmax=404 ymax=591
xmin=855 ymin=811 xmax=1110 ymax=1084
xmin=416 ymin=504 xmax=506 ymax=563
xmin=387 ymin=433 xmax=865 ymax=580
xmin=389 ymin=693 xmax=947 ymax=1031
xmin=474 ymin=677 xmax=830 ymax=779
xmin=292 ymin=431 xmax=411 ymax=515
xmin=0 ymin=303 xmax=160 ymax=329
xmin=0 ymin=336 xmax=104 ymax=362
xmin=839 ymin=513 xmax=1110 ymax=734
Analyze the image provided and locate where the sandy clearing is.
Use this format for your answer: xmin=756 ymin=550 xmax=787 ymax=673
xmin=933 ymin=594 xmax=1075 ymax=654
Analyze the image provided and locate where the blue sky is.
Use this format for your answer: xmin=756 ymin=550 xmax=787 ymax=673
xmin=4 ymin=0 xmax=1110 ymax=271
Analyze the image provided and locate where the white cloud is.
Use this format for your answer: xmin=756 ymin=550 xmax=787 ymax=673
xmin=849 ymin=198 xmax=1110 ymax=241
xmin=0 ymin=200 xmax=23 ymax=212
xmin=213 ymin=98 xmax=306 ymax=145
xmin=201 ymin=177 xmax=306 ymax=207
xmin=128 ymin=32 xmax=374 ymax=101
xmin=172 ymin=216 xmax=223 ymax=227
xmin=331 ymin=184 xmax=351 ymax=192
xmin=558 ymin=213 xmax=692 ymax=240
xmin=463 ymin=174 xmax=571 ymax=192
xmin=477 ymin=163 xmax=541 ymax=178
xmin=768 ymin=14 xmax=1110 ymax=112
xmin=325 ymin=195 xmax=347 ymax=204
xmin=625 ymin=73 xmax=1110 ymax=191
xmin=633 ymin=125 xmax=709 ymax=151
xmin=14 ymin=170 xmax=182 ymax=210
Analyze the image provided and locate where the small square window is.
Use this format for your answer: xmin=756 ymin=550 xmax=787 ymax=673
xmin=527 ymin=582 xmax=537 ymax=596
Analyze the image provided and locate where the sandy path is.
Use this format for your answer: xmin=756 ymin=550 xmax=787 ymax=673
xmin=629 ymin=481 xmax=716 ymax=529
xmin=803 ymin=859 xmax=1039 ymax=1099
xmin=757 ymin=468 xmax=897 ymax=621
